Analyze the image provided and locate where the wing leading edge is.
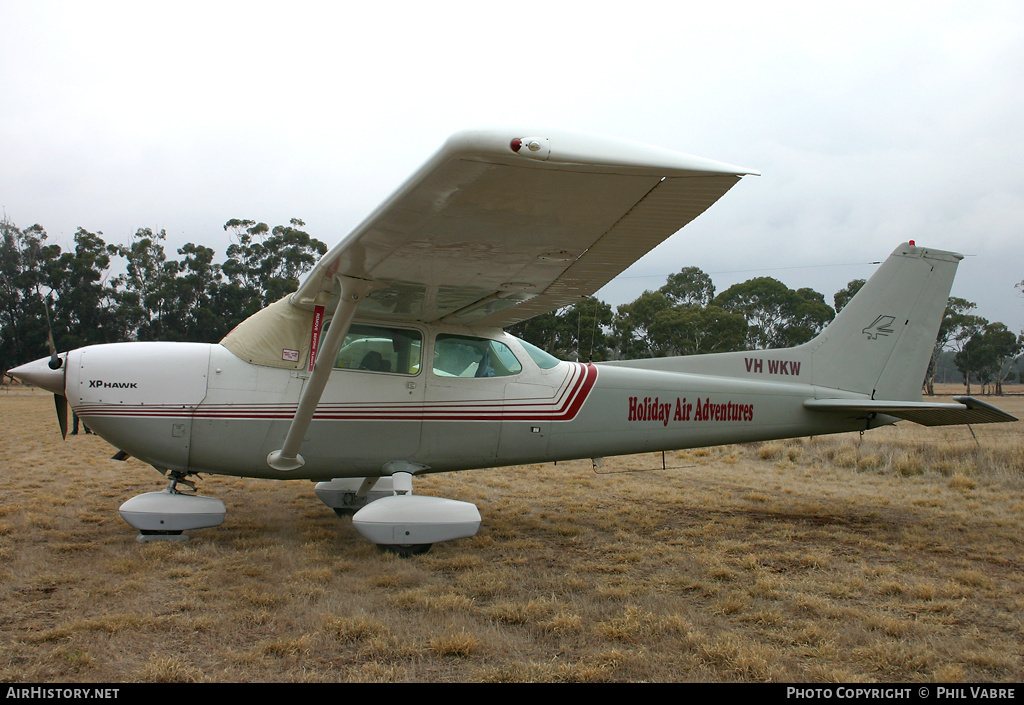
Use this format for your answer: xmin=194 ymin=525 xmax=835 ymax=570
xmin=290 ymin=128 xmax=759 ymax=328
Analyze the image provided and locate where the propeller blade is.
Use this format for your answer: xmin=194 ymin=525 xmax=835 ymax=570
xmin=43 ymin=299 xmax=62 ymax=370
xmin=43 ymin=296 xmax=67 ymax=439
xmin=54 ymin=393 xmax=68 ymax=440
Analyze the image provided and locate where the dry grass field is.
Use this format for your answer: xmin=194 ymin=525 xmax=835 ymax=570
xmin=0 ymin=384 xmax=1022 ymax=683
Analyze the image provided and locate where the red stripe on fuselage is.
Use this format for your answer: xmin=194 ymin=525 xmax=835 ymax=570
xmin=75 ymin=363 xmax=599 ymax=423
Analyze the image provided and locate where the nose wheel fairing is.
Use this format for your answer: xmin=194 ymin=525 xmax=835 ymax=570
xmin=119 ymin=489 xmax=226 ymax=542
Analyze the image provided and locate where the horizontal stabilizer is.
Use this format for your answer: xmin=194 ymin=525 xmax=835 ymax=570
xmin=804 ymin=396 xmax=1017 ymax=426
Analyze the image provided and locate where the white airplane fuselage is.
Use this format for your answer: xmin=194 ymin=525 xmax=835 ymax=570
xmin=10 ymin=241 xmax=1015 ymax=550
xmin=9 ymin=125 xmax=1016 ymax=549
xmin=17 ymin=242 xmax=1011 ymax=491
xmin=60 ymin=324 xmax=867 ymax=482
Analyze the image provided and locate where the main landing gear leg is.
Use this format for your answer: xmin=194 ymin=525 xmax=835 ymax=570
xmin=315 ymin=476 xmax=396 ymax=516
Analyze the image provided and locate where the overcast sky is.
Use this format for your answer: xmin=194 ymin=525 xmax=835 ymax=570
xmin=2 ymin=1 xmax=1022 ymax=336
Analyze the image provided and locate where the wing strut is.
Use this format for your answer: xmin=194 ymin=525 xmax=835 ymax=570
xmin=267 ymin=276 xmax=380 ymax=471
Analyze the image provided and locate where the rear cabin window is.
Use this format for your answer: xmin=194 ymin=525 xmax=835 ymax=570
xmin=433 ymin=335 xmax=523 ymax=378
xmin=332 ymin=324 xmax=422 ymax=375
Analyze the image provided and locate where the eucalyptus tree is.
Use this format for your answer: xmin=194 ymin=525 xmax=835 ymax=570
xmin=955 ymin=322 xmax=1021 ymax=395
xmin=612 ymin=290 xmax=673 ymax=358
xmin=111 ymin=227 xmax=179 ymax=341
xmin=659 ymin=265 xmax=716 ymax=307
xmin=222 ymin=218 xmax=328 ymax=314
xmin=923 ymin=297 xmax=987 ymax=395
xmin=833 ymin=278 xmax=865 ymax=313
xmin=44 ymin=227 xmax=123 ymax=351
xmin=647 ymin=304 xmax=747 ymax=356
xmin=712 ymin=277 xmax=834 ymax=349
xmin=508 ymin=298 xmax=614 ymax=362
xmin=0 ymin=219 xmax=59 ymax=376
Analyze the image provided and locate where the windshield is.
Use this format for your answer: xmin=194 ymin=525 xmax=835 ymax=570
xmin=512 ymin=337 xmax=562 ymax=370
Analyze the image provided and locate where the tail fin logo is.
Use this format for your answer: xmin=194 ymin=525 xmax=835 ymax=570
xmin=862 ymin=315 xmax=896 ymax=340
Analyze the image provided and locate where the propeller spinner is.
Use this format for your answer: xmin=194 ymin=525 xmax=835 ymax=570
xmin=8 ymin=300 xmax=69 ymax=439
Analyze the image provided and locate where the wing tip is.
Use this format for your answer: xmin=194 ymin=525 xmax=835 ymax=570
xmin=443 ymin=127 xmax=759 ymax=177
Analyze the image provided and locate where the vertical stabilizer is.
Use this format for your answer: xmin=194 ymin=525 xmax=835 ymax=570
xmin=808 ymin=242 xmax=962 ymax=401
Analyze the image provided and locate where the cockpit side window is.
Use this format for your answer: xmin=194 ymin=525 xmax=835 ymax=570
xmin=332 ymin=324 xmax=422 ymax=375
xmin=433 ymin=334 xmax=523 ymax=378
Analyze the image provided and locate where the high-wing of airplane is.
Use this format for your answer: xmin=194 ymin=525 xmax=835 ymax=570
xmin=9 ymin=128 xmax=1017 ymax=555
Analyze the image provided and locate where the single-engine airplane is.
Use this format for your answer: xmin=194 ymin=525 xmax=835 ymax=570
xmin=9 ymin=128 xmax=1017 ymax=554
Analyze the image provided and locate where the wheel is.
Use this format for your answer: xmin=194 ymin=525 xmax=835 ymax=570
xmin=377 ymin=543 xmax=432 ymax=557
xmin=331 ymin=493 xmax=367 ymax=517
